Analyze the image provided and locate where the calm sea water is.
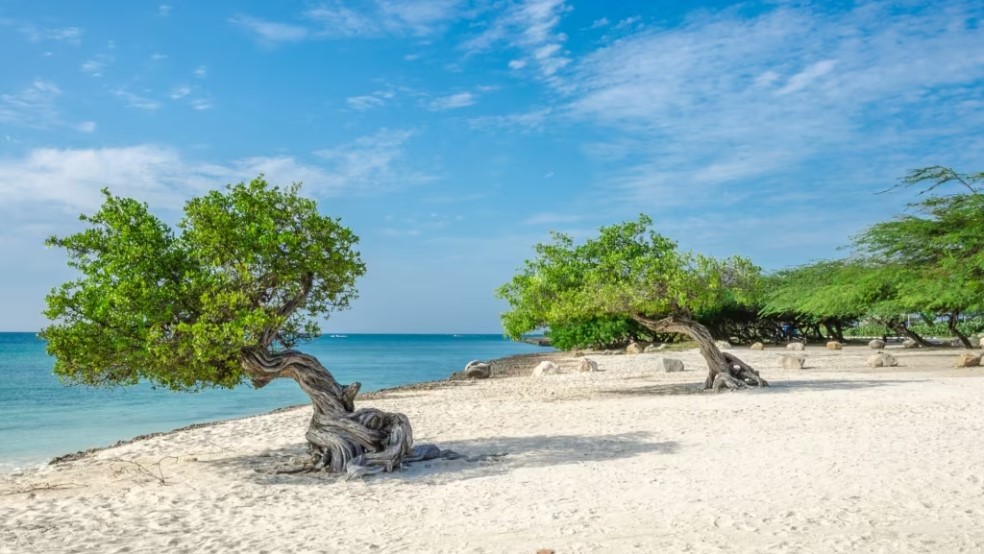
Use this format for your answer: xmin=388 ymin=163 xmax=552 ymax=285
xmin=0 ymin=332 xmax=549 ymax=473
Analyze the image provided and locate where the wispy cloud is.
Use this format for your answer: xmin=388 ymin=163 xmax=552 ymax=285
xmin=158 ymin=5 xmax=173 ymax=17
xmin=461 ymin=0 xmax=571 ymax=85
xmin=427 ymin=92 xmax=476 ymax=111
xmin=80 ymin=54 xmax=113 ymax=77
xmin=0 ymin=139 xmax=432 ymax=224
xmin=112 ymin=89 xmax=162 ymax=111
xmin=0 ymin=80 xmax=61 ymax=127
xmin=468 ymin=108 xmax=551 ymax=131
xmin=11 ymin=22 xmax=83 ymax=44
xmin=0 ymin=80 xmax=94 ymax=133
xmin=170 ymin=86 xmax=191 ymax=99
xmin=563 ymin=1 xmax=984 ymax=208
xmin=346 ymin=90 xmax=395 ymax=111
xmin=189 ymin=98 xmax=213 ymax=111
xmin=229 ymin=15 xmax=309 ymax=44
xmin=233 ymin=1 xmax=463 ymax=45
xmin=193 ymin=65 xmax=207 ymax=78
xmin=314 ymin=128 xmax=434 ymax=192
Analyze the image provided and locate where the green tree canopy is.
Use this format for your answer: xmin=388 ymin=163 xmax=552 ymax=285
xmin=497 ymin=215 xmax=767 ymax=389
xmin=41 ymin=177 xmax=365 ymax=391
xmin=496 ymin=215 xmax=760 ymax=339
xmin=762 ymin=166 xmax=984 ymax=346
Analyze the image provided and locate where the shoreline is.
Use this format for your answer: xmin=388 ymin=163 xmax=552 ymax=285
xmin=3 ymin=345 xmax=983 ymax=552
xmin=40 ymin=349 xmax=564 ymax=469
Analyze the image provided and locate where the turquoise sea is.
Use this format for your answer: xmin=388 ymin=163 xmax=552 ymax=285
xmin=0 ymin=332 xmax=549 ymax=473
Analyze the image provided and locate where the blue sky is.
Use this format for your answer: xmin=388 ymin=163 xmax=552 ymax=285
xmin=1 ymin=0 xmax=982 ymax=333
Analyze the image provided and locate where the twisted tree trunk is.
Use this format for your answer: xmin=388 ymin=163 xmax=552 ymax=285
xmin=948 ymin=313 xmax=973 ymax=348
xmin=631 ymin=314 xmax=768 ymax=392
xmin=878 ymin=318 xmax=933 ymax=347
xmin=240 ymin=348 xmax=421 ymax=476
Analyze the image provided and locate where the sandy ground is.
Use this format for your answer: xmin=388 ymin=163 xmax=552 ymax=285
xmin=2 ymin=345 xmax=984 ymax=554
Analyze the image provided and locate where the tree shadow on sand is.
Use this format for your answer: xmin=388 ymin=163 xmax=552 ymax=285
xmin=603 ymin=378 xmax=921 ymax=397
xmin=209 ymin=431 xmax=677 ymax=485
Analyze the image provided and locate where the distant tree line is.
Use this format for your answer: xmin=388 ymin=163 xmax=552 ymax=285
xmin=498 ymin=166 xmax=984 ymax=351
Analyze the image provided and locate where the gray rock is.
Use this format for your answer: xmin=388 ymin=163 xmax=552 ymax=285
xmin=902 ymin=339 xmax=920 ymax=349
xmin=955 ymin=352 xmax=982 ymax=368
xmin=625 ymin=342 xmax=645 ymax=354
xmin=655 ymin=357 xmax=685 ymax=372
xmin=715 ymin=340 xmax=732 ymax=350
xmin=577 ymin=358 xmax=599 ymax=372
xmin=786 ymin=342 xmax=806 ymax=351
xmin=868 ymin=339 xmax=886 ymax=349
xmin=749 ymin=342 xmax=765 ymax=351
xmin=778 ymin=355 xmax=805 ymax=370
xmin=866 ymin=353 xmax=899 ymax=368
xmin=531 ymin=360 xmax=561 ymax=378
xmin=979 ymin=336 xmax=984 ymax=348
xmin=463 ymin=360 xmax=491 ymax=379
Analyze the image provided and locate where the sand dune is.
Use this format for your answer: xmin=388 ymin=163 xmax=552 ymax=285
xmin=2 ymin=346 xmax=983 ymax=553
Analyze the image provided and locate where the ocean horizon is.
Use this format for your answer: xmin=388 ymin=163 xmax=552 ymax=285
xmin=0 ymin=332 xmax=551 ymax=473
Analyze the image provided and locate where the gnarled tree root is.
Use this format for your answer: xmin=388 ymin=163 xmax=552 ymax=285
xmin=631 ymin=314 xmax=768 ymax=393
xmin=242 ymin=347 xmax=452 ymax=477
xmin=708 ymin=353 xmax=769 ymax=391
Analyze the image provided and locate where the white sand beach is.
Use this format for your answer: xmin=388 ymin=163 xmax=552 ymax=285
xmin=2 ymin=345 xmax=983 ymax=553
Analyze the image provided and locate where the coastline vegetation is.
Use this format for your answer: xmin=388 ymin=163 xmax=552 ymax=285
xmin=500 ymin=166 xmax=984 ymax=355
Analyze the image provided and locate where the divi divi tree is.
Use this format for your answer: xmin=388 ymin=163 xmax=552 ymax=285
xmin=42 ymin=177 xmax=418 ymax=474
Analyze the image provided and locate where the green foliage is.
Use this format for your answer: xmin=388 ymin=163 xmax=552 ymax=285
xmin=41 ymin=177 xmax=365 ymax=391
xmin=764 ymin=166 xmax=984 ymax=335
xmin=761 ymin=259 xmax=911 ymax=320
xmin=496 ymin=215 xmax=761 ymax=339
xmin=546 ymin=316 xmax=643 ymax=350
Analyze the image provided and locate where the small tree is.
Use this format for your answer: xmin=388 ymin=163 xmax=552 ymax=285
xmin=42 ymin=177 xmax=420 ymax=474
xmin=497 ymin=215 xmax=768 ymax=390
xmin=855 ymin=167 xmax=984 ymax=346
xmin=761 ymin=259 xmax=933 ymax=344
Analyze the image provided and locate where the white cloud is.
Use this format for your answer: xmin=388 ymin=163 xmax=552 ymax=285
xmin=13 ymin=23 xmax=83 ymax=44
xmin=229 ymin=15 xmax=309 ymax=43
xmin=427 ymin=92 xmax=476 ymax=110
xmin=314 ymin=128 xmax=434 ymax=192
xmin=158 ymin=5 xmax=172 ymax=16
xmin=112 ymin=89 xmax=162 ymax=111
xmin=508 ymin=59 xmax=527 ymax=69
xmin=0 ymin=81 xmax=98 ymax=134
xmin=306 ymin=0 xmax=463 ymax=39
xmin=151 ymin=53 xmax=169 ymax=61
xmin=613 ymin=16 xmax=641 ymax=30
xmin=346 ymin=90 xmax=395 ymax=111
xmin=232 ymin=1 xmax=463 ymax=44
xmin=775 ymin=59 xmax=838 ymax=96
xmin=170 ymin=86 xmax=191 ymax=99
xmin=347 ymin=95 xmax=385 ymax=111
xmin=193 ymin=65 xmax=207 ymax=78
xmin=0 ymin=139 xmax=431 ymax=227
xmin=0 ymin=80 xmax=61 ymax=127
xmin=467 ymin=108 xmax=551 ymax=131
xmin=461 ymin=0 xmax=571 ymax=85
xmin=80 ymin=55 xmax=113 ymax=77
xmin=564 ymin=2 xmax=984 ymax=207
xmin=189 ymin=98 xmax=213 ymax=111
xmin=589 ymin=17 xmax=609 ymax=29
